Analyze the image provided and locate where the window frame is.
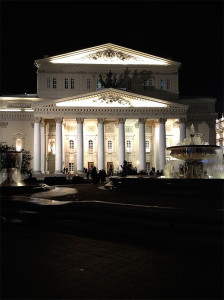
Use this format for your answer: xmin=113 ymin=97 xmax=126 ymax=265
xmin=126 ymin=140 xmax=132 ymax=153
xmin=69 ymin=140 xmax=74 ymax=150
xmin=107 ymin=140 xmax=113 ymax=153
xmin=88 ymin=139 xmax=93 ymax=153
xmin=53 ymin=78 xmax=57 ymax=89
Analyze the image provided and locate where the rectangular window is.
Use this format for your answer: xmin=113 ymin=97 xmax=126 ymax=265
xmin=145 ymin=140 xmax=150 ymax=152
xmin=69 ymin=163 xmax=74 ymax=172
xmin=108 ymin=140 xmax=113 ymax=153
xmin=126 ymin=140 xmax=131 ymax=152
xmin=149 ymin=79 xmax=153 ymax=89
xmin=47 ymin=78 xmax=50 ymax=89
xmin=87 ymin=79 xmax=91 ymax=89
xmin=65 ymin=78 xmax=68 ymax=89
xmin=71 ymin=78 xmax=74 ymax=89
xmin=89 ymin=140 xmax=93 ymax=153
xmin=166 ymin=79 xmax=171 ymax=90
xmin=53 ymin=78 xmax=57 ymax=89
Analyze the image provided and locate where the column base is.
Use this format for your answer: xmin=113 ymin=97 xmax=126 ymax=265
xmin=33 ymin=171 xmax=41 ymax=174
xmin=55 ymin=170 xmax=63 ymax=174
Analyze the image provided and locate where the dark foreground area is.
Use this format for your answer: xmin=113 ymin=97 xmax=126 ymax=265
xmin=1 ymin=223 xmax=223 ymax=299
xmin=1 ymin=179 xmax=224 ymax=299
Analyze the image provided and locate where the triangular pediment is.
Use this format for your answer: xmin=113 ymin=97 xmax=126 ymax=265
xmin=35 ymin=43 xmax=180 ymax=66
xmin=34 ymin=89 xmax=187 ymax=109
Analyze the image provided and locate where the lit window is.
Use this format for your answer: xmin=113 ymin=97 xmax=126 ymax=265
xmin=108 ymin=140 xmax=113 ymax=153
xmin=71 ymin=78 xmax=74 ymax=89
xmin=47 ymin=78 xmax=50 ymax=89
xmin=53 ymin=78 xmax=57 ymax=89
xmin=89 ymin=140 xmax=93 ymax=153
xmin=145 ymin=140 xmax=150 ymax=152
xmin=16 ymin=139 xmax=22 ymax=151
xmin=87 ymin=79 xmax=91 ymax=89
xmin=160 ymin=79 xmax=164 ymax=90
xmin=65 ymin=78 xmax=68 ymax=89
xmin=126 ymin=140 xmax=131 ymax=152
xmin=69 ymin=140 xmax=74 ymax=150
xmin=166 ymin=79 xmax=171 ymax=90
xmin=69 ymin=163 xmax=74 ymax=172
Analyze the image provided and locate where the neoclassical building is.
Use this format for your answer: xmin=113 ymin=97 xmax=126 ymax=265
xmin=0 ymin=43 xmax=217 ymax=174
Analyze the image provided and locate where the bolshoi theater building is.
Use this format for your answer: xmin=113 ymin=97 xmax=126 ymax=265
xmin=0 ymin=43 xmax=217 ymax=174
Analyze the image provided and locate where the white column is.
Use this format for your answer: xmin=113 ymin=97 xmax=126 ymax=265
xmin=33 ymin=117 xmax=41 ymax=173
xmin=179 ymin=118 xmax=186 ymax=143
xmin=62 ymin=122 xmax=65 ymax=170
xmin=139 ymin=118 xmax=146 ymax=171
xmin=40 ymin=120 xmax=45 ymax=174
xmin=76 ymin=118 xmax=84 ymax=172
xmin=158 ymin=118 xmax=167 ymax=171
xmin=55 ymin=117 xmax=63 ymax=173
xmin=153 ymin=122 xmax=160 ymax=171
xmin=98 ymin=118 xmax=105 ymax=171
xmin=118 ymin=118 xmax=126 ymax=171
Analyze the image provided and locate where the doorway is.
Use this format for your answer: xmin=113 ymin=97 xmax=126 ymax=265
xmin=107 ymin=162 xmax=114 ymax=175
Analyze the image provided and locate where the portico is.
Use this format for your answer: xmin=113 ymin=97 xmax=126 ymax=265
xmin=32 ymin=88 xmax=188 ymax=174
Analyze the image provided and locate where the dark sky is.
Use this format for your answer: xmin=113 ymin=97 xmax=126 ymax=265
xmin=1 ymin=0 xmax=223 ymax=116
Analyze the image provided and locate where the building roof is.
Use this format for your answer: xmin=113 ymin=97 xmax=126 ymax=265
xmin=35 ymin=43 xmax=181 ymax=67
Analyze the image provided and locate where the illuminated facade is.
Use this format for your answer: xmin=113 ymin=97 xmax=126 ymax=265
xmin=0 ymin=43 xmax=217 ymax=174
xmin=216 ymin=116 xmax=224 ymax=155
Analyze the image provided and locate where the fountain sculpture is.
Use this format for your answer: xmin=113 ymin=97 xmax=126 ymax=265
xmin=0 ymin=150 xmax=22 ymax=186
xmin=166 ymin=124 xmax=223 ymax=179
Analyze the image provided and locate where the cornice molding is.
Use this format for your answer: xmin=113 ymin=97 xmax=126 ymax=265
xmin=33 ymin=106 xmax=187 ymax=119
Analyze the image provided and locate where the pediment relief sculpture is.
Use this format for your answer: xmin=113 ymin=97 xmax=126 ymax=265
xmin=85 ymin=49 xmax=141 ymax=63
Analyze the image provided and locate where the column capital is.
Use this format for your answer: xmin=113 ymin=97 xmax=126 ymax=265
xmin=97 ymin=118 xmax=105 ymax=124
xmin=139 ymin=118 xmax=146 ymax=124
xmin=34 ymin=117 xmax=42 ymax=123
xmin=118 ymin=118 xmax=126 ymax=124
xmin=76 ymin=117 xmax=84 ymax=124
xmin=55 ymin=117 xmax=63 ymax=124
xmin=179 ymin=117 xmax=187 ymax=124
xmin=158 ymin=118 xmax=167 ymax=124
xmin=40 ymin=120 xmax=45 ymax=127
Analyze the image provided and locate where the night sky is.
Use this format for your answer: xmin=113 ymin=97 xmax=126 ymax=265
xmin=1 ymin=0 xmax=223 ymax=116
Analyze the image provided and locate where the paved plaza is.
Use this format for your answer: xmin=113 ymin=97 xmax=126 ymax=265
xmin=1 ymin=182 xmax=223 ymax=299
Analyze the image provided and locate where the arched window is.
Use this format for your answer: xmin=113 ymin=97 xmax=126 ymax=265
xmin=89 ymin=140 xmax=93 ymax=153
xmin=145 ymin=140 xmax=150 ymax=152
xmin=16 ymin=139 xmax=22 ymax=151
xmin=108 ymin=140 xmax=113 ymax=153
xmin=69 ymin=140 xmax=74 ymax=150
xmin=126 ymin=140 xmax=131 ymax=152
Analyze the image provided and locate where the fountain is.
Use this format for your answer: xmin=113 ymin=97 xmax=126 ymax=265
xmin=166 ymin=124 xmax=223 ymax=179
xmin=107 ymin=124 xmax=223 ymax=198
xmin=0 ymin=149 xmax=49 ymax=195
xmin=0 ymin=150 xmax=22 ymax=186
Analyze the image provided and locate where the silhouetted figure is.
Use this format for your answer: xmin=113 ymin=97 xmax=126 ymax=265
xmin=91 ymin=166 xmax=98 ymax=183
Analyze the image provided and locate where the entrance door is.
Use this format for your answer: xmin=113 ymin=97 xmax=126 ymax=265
xmin=107 ymin=162 xmax=114 ymax=175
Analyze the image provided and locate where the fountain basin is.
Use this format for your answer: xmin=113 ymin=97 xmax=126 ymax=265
xmin=167 ymin=145 xmax=220 ymax=161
